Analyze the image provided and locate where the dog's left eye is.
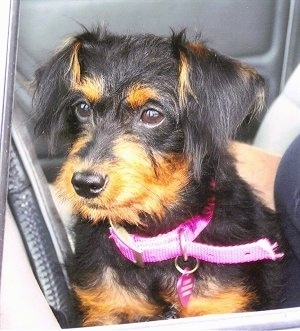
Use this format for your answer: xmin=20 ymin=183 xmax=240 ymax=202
xmin=74 ymin=102 xmax=93 ymax=123
xmin=140 ymin=109 xmax=164 ymax=127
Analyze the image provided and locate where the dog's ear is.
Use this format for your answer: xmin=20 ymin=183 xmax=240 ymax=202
xmin=33 ymin=30 xmax=101 ymax=152
xmin=172 ymin=32 xmax=265 ymax=180
xmin=34 ymin=40 xmax=78 ymax=151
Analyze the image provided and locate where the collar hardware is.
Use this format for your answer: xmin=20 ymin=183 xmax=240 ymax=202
xmin=109 ymin=221 xmax=144 ymax=267
xmin=175 ymin=256 xmax=199 ymax=274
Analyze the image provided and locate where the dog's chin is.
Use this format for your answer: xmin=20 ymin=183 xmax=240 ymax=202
xmin=74 ymin=201 xmax=150 ymax=226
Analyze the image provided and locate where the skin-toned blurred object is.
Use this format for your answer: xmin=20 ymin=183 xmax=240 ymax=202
xmin=231 ymin=141 xmax=281 ymax=211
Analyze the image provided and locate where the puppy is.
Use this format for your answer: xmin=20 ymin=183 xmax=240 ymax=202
xmin=34 ymin=28 xmax=284 ymax=326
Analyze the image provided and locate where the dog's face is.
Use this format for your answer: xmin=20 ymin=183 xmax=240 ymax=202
xmin=34 ymin=29 xmax=265 ymax=226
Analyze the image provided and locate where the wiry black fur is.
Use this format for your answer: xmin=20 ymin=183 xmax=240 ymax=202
xmin=34 ymin=28 xmax=284 ymax=326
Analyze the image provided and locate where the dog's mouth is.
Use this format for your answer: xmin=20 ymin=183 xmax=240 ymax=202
xmin=73 ymin=199 xmax=149 ymax=226
xmin=84 ymin=202 xmax=105 ymax=210
xmin=83 ymin=201 xmax=126 ymax=212
xmin=58 ymin=167 xmax=190 ymax=224
xmin=55 ymin=136 xmax=191 ymax=224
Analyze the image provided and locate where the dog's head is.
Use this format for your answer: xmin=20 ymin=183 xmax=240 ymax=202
xmin=34 ymin=28 xmax=265 ymax=225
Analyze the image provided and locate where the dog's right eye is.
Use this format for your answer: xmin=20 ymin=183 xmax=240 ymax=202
xmin=73 ymin=102 xmax=93 ymax=123
xmin=140 ymin=108 xmax=164 ymax=127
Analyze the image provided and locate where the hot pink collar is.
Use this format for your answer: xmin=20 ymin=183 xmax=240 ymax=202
xmin=109 ymin=199 xmax=283 ymax=266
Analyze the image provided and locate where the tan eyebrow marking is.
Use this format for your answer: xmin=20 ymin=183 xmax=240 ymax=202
xmin=67 ymin=41 xmax=104 ymax=102
xmin=72 ymin=76 xmax=105 ymax=103
xmin=127 ymin=84 xmax=158 ymax=109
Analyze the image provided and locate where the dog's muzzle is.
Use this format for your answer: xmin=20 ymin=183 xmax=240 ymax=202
xmin=71 ymin=171 xmax=108 ymax=199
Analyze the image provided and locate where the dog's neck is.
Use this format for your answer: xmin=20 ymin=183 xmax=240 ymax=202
xmin=109 ymin=196 xmax=215 ymax=266
xmin=109 ymin=188 xmax=284 ymax=267
xmin=122 ymin=175 xmax=215 ymax=237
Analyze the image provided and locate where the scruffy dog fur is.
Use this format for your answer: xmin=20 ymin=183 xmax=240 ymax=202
xmin=34 ymin=28 xmax=283 ymax=326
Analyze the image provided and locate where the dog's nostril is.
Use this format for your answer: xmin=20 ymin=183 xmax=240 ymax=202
xmin=71 ymin=171 xmax=108 ymax=199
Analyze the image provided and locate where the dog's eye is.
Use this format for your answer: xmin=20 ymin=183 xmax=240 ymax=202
xmin=74 ymin=102 xmax=92 ymax=123
xmin=140 ymin=109 xmax=164 ymax=127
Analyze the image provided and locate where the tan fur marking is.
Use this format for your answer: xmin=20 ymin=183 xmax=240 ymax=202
xmin=74 ymin=268 xmax=161 ymax=326
xmin=68 ymin=42 xmax=81 ymax=84
xmin=68 ymin=134 xmax=92 ymax=156
xmin=127 ymin=84 xmax=158 ymax=109
xmin=55 ymin=135 xmax=190 ymax=225
xmin=180 ymin=286 xmax=255 ymax=317
xmin=161 ymin=279 xmax=255 ymax=317
xmin=187 ymin=42 xmax=210 ymax=57
xmin=66 ymin=41 xmax=104 ymax=102
xmin=178 ymin=52 xmax=195 ymax=107
xmin=54 ymin=135 xmax=92 ymax=204
xmin=72 ymin=75 xmax=104 ymax=102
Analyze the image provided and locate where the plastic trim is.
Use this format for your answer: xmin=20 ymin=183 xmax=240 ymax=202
xmin=0 ymin=0 xmax=19 ymax=283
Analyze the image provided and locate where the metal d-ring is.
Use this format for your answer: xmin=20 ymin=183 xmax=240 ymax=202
xmin=174 ymin=256 xmax=200 ymax=274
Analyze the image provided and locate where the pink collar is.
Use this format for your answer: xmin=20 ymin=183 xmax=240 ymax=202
xmin=109 ymin=199 xmax=283 ymax=266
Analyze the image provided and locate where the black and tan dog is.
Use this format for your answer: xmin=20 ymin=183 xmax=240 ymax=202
xmin=34 ymin=28 xmax=284 ymax=326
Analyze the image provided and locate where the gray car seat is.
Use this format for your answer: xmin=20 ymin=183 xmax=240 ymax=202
xmin=254 ymin=64 xmax=300 ymax=155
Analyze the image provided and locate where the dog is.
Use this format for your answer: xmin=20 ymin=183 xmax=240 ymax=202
xmin=34 ymin=27 xmax=284 ymax=326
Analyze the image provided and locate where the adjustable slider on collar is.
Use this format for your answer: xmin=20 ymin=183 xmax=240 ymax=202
xmin=109 ymin=222 xmax=144 ymax=267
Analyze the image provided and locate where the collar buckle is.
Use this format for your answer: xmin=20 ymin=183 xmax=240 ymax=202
xmin=109 ymin=222 xmax=144 ymax=267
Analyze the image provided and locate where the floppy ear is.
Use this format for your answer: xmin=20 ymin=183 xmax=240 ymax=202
xmin=173 ymin=33 xmax=265 ymax=180
xmin=33 ymin=40 xmax=78 ymax=152
xmin=33 ymin=28 xmax=102 ymax=152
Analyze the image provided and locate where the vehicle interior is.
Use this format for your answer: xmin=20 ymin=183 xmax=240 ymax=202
xmin=1 ymin=0 xmax=300 ymax=329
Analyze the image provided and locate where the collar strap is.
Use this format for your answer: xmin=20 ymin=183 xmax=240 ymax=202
xmin=109 ymin=200 xmax=283 ymax=266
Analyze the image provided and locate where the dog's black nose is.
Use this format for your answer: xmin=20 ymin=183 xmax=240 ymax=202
xmin=71 ymin=171 xmax=108 ymax=199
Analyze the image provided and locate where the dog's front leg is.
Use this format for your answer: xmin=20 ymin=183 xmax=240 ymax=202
xmin=178 ymin=283 xmax=256 ymax=317
xmin=73 ymin=269 xmax=162 ymax=326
